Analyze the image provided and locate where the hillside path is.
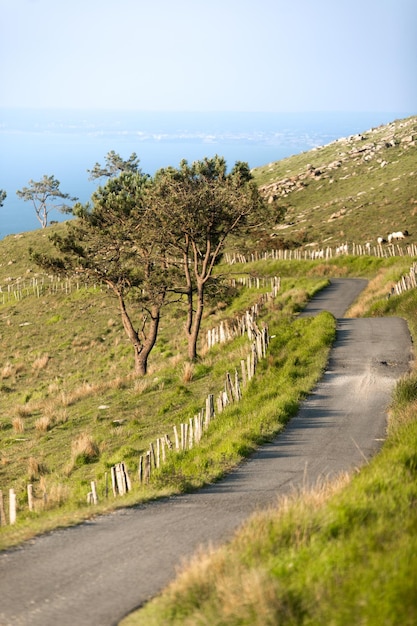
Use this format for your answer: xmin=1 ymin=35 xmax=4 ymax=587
xmin=0 ymin=278 xmax=413 ymax=626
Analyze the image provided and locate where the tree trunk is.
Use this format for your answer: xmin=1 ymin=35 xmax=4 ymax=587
xmin=134 ymin=305 xmax=161 ymax=376
xmin=187 ymin=281 xmax=204 ymax=361
xmin=117 ymin=292 xmax=160 ymax=376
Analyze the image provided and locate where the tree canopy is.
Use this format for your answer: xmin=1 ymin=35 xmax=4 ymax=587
xmin=32 ymin=154 xmax=268 ymax=373
xmin=33 ymin=171 xmax=169 ymax=375
xmin=151 ymin=155 xmax=267 ymax=360
xmin=0 ymin=189 xmax=6 ymax=208
xmin=87 ymin=151 xmax=143 ymax=180
xmin=16 ymin=175 xmax=77 ymax=229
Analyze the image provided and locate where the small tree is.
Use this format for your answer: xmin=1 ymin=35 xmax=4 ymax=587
xmin=16 ymin=175 xmax=77 ymax=229
xmin=87 ymin=151 xmax=143 ymax=180
xmin=0 ymin=189 xmax=6 ymax=208
xmin=32 ymin=172 xmax=169 ymax=376
xmin=153 ymin=156 xmax=267 ymax=361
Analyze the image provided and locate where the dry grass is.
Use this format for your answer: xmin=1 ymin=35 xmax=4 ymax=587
xmin=60 ymin=382 xmax=101 ymax=406
xmin=12 ymin=417 xmax=25 ymax=433
xmin=14 ymin=405 xmax=33 ymax=418
xmin=27 ymin=456 xmax=48 ymax=481
xmin=347 ymin=269 xmax=394 ymax=317
xmin=133 ymin=377 xmax=153 ymax=394
xmin=32 ymin=354 xmax=50 ymax=371
xmin=182 ymin=361 xmax=195 ymax=383
xmin=34 ymin=416 xmax=53 ymax=433
xmin=152 ymin=474 xmax=352 ymax=625
xmin=26 ymin=477 xmax=70 ymax=511
xmin=1 ymin=362 xmax=14 ymax=379
xmin=64 ymin=432 xmax=100 ymax=476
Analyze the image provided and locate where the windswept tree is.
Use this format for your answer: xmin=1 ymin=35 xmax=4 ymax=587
xmin=33 ymin=171 xmax=169 ymax=376
xmin=16 ymin=175 xmax=77 ymax=229
xmin=87 ymin=151 xmax=143 ymax=180
xmin=152 ymin=156 xmax=267 ymax=361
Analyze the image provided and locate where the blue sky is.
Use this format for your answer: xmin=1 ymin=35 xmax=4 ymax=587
xmin=0 ymin=0 xmax=416 ymax=113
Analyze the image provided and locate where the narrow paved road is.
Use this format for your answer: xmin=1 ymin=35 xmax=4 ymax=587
xmin=0 ymin=279 xmax=412 ymax=626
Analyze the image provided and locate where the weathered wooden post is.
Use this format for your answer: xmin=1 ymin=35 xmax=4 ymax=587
xmin=122 ymin=462 xmax=131 ymax=491
xmin=9 ymin=488 xmax=16 ymax=525
xmin=111 ymin=466 xmax=117 ymax=496
xmin=149 ymin=442 xmax=156 ymax=469
xmin=91 ymin=480 xmax=98 ymax=504
xmin=138 ymin=455 xmax=143 ymax=483
xmin=27 ymin=484 xmax=34 ymax=512
xmin=145 ymin=451 xmax=151 ymax=484
xmin=173 ymin=425 xmax=180 ymax=451
xmin=156 ymin=438 xmax=161 ymax=468
xmin=234 ymin=369 xmax=242 ymax=401
xmin=0 ymin=490 xmax=6 ymax=526
xmin=188 ymin=418 xmax=194 ymax=449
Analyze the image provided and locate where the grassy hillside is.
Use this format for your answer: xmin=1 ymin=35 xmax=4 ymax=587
xmin=251 ymin=115 xmax=417 ymax=250
xmin=0 ymin=116 xmax=416 ymax=624
xmin=122 ymin=285 xmax=417 ymax=626
xmin=0 ymin=224 xmax=336 ymax=548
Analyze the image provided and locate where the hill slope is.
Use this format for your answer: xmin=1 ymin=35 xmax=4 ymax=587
xmin=0 ymin=114 xmax=416 ymax=552
xmin=252 ymin=115 xmax=417 ymax=248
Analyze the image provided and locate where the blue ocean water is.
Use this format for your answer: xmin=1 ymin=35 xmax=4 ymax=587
xmin=0 ymin=109 xmax=411 ymax=239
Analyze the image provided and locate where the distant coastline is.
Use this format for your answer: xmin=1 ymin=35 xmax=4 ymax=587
xmin=1 ymin=109 xmax=413 ymax=239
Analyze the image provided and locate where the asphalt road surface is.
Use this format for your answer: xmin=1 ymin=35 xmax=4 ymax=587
xmin=0 ymin=279 xmax=412 ymax=626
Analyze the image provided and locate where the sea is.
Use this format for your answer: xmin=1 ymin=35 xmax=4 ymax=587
xmin=0 ymin=109 xmax=413 ymax=239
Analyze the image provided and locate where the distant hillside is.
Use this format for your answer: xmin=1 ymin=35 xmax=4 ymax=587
xmin=252 ymin=115 xmax=417 ymax=249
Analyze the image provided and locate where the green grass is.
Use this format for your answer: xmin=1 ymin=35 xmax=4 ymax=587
xmin=1 ymin=115 xmax=417 ymax=623
xmin=250 ymin=115 xmax=417 ymax=249
xmin=126 ymin=401 xmax=417 ymax=626
xmin=0 ymin=227 xmax=335 ymax=549
xmin=121 ymin=288 xmax=417 ymax=626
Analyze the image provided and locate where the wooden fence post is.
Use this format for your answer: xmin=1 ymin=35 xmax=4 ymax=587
xmin=122 ymin=462 xmax=132 ymax=492
xmin=138 ymin=455 xmax=143 ymax=483
xmin=145 ymin=451 xmax=151 ymax=483
xmin=0 ymin=490 xmax=6 ymax=526
xmin=188 ymin=418 xmax=194 ymax=449
xmin=111 ymin=466 xmax=117 ymax=496
xmin=27 ymin=484 xmax=34 ymax=512
xmin=161 ymin=437 xmax=166 ymax=463
xmin=115 ymin=463 xmax=126 ymax=495
xmin=9 ymin=489 xmax=16 ymax=525
xmin=91 ymin=480 xmax=98 ymax=504
xmin=149 ymin=442 xmax=156 ymax=468
xmin=173 ymin=425 xmax=180 ymax=451
xmin=156 ymin=438 xmax=161 ymax=468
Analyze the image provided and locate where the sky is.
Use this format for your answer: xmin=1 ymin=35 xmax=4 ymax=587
xmin=0 ymin=0 xmax=416 ymax=113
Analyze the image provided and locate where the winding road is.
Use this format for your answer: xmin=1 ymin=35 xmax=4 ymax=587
xmin=0 ymin=279 xmax=413 ymax=626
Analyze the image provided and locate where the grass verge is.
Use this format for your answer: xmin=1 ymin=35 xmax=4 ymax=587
xmin=121 ymin=373 xmax=417 ymax=626
xmin=120 ymin=279 xmax=417 ymax=626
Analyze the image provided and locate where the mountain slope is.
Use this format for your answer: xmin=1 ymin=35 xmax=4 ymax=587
xmin=253 ymin=115 xmax=417 ymax=248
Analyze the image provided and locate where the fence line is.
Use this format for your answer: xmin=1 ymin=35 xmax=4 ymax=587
xmin=392 ymin=261 xmax=417 ymax=296
xmin=7 ymin=258 xmax=417 ymax=519
xmin=0 ymin=274 xmax=96 ymax=305
xmin=137 ymin=317 xmax=269 ymax=486
xmin=206 ymin=276 xmax=280 ymax=349
xmin=224 ymin=242 xmax=417 ymax=264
